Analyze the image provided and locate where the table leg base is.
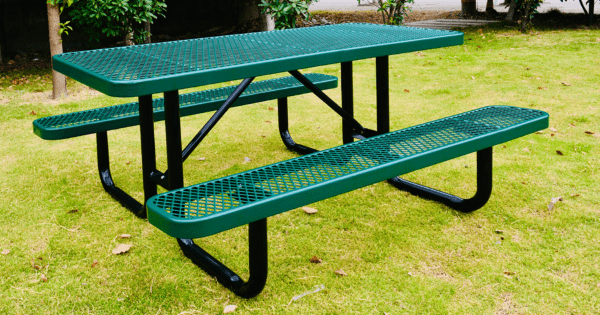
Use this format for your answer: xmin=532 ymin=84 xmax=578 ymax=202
xmin=97 ymin=132 xmax=146 ymax=218
xmin=177 ymin=218 xmax=268 ymax=299
xmin=388 ymin=147 xmax=493 ymax=213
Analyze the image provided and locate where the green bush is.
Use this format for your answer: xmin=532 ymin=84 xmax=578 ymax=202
xmin=69 ymin=0 xmax=166 ymax=45
xmin=259 ymin=0 xmax=318 ymax=29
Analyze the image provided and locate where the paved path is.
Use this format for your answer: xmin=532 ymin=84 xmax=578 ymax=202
xmin=310 ymin=0 xmax=591 ymax=13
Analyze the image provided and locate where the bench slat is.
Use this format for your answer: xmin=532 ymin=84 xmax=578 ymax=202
xmin=33 ymin=74 xmax=338 ymax=140
xmin=147 ymin=106 xmax=549 ymax=239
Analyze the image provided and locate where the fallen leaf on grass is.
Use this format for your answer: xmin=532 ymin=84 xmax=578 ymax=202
xmin=302 ymin=206 xmax=318 ymax=214
xmin=549 ymin=127 xmax=558 ymax=132
xmin=522 ymin=148 xmax=530 ymax=152
xmin=547 ymin=196 xmax=563 ymax=211
xmin=67 ymin=209 xmax=78 ymax=214
xmin=471 ymin=76 xmax=475 ymax=80
xmin=28 ymin=110 xmax=37 ymax=115
xmin=584 ymin=131 xmax=594 ymax=135
xmin=569 ymin=123 xmax=576 ymax=127
xmin=495 ymin=230 xmax=504 ymax=234
xmin=243 ymin=157 xmax=251 ymax=164
xmin=535 ymin=131 xmax=544 ymax=134
xmin=537 ymin=86 xmax=547 ymax=90
xmin=310 ymin=256 xmax=322 ymax=264
xmin=91 ymin=259 xmax=99 ymax=268
xmin=403 ymin=89 xmax=410 ymax=93
xmin=561 ymin=82 xmax=572 ymax=86
xmin=197 ymin=157 xmax=206 ymax=161
xmin=570 ymin=194 xmax=580 ymax=197
xmin=268 ymin=106 xmax=275 ymax=111
xmin=223 ymin=305 xmax=237 ymax=313
xmin=40 ymin=274 xmax=48 ymax=282
xmin=1 ymin=249 xmax=10 ymax=255
xmin=112 ymin=244 xmax=133 ymax=255
xmin=334 ymin=269 xmax=348 ymax=276
xmin=556 ymin=150 xmax=563 ymax=156
xmin=525 ymin=67 xmax=531 ymax=70
xmin=118 ymin=234 xmax=132 ymax=239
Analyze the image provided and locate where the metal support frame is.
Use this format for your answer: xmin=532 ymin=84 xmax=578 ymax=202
xmin=178 ymin=218 xmax=268 ymax=298
xmin=96 ymin=131 xmax=145 ymax=217
xmin=277 ymin=98 xmax=318 ymax=155
xmin=374 ymin=55 xmax=492 ymax=212
xmin=288 ymin=70 xmax=377 ymax=139
xmin=388 ymin=148 xmax=493 ymax=212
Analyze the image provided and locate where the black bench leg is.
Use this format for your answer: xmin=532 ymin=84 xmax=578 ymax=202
xmin=96 ymin=132 xmax=146 ymax=217
xmin=388 ymin=147 xmax=493 ymax=213
xmin=277 ymin=98 xmax=318 ymax=155
xmin=177 ymin=218 xmax=268 ymax=298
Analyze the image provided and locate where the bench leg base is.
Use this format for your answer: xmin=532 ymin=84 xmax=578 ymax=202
xmin=389 ymin=147 xmax=493 ymax=213
xmin=177 ymin=218 xmax=268 ymax=298
xmin=97 ymin=132 xmax=146 ymax=218
xmin=278 ymin=98 xmax=319 ymax=155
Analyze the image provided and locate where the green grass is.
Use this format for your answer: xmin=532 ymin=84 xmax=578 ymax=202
xmin=1 ymin=24 xmax=599 ymax=314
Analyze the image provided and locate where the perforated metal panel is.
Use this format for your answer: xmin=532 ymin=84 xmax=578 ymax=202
xmin=52 ymin=23 xmax=463 ymax=97
xmin=33 ymin=74 xmax=337 ymax=140
xmin=147 ymin=106 xmax=549 ymax=239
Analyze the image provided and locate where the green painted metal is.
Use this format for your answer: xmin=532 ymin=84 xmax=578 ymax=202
xmin=147 ymin=106 xmax=549 ymax=239
xmin=52 ymin=24 xmax=463 ymax=97
xmin=33 ymin=74 xmax=338 ymax=140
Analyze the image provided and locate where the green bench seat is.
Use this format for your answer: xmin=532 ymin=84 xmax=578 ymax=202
xmin=145 ymin=105 xmax=548 ymax=298
xmin=33 ymin=73 xmax=338 ymax=140
xmin=147 ymin=105 xmax=549 ymax=239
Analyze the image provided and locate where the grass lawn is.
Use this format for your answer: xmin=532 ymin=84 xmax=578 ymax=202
xmin=0 ymin=22 xmax=599 ymax=314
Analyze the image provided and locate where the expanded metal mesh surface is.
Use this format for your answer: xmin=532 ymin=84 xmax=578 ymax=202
xmin=150 ymin=106 xmax=546 ymax=220
xmin=57 ymin=24 xmax=460 ymax=81
xmin=34 ymin=74 xmax=330 ymax=131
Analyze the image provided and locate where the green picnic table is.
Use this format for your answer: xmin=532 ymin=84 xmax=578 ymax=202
xmin=35 ymin=23 xmax=548 ymax=297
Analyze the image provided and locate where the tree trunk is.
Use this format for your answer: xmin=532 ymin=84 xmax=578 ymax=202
xmin=521 ymin=1 xmax=531 ymax=33
xmin=462 ymin=0 xmax=477 ymax=15
xmin=47 ymin=3 xmax=67 ymax=99
xmin=144 ymin=21 xmax=151 ymax=44
xmin=590 ymin=0 xmax=595 ymax=26
xmin=506 ymin=0 xmax=518 ymax=21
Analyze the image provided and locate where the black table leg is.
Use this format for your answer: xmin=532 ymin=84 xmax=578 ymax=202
xmin=138 ymin=94 xmax=158 ymax=218
xmin=342 ymin=61 xmax=354 ymax=144
xmin=163 ymin=90 xmax=184 ymax=190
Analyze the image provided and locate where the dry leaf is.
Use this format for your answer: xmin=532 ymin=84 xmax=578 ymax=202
xmin=495 ymin=230 xmax=504 ymax=234
xmin=91 ymin=259 xmax=99 ymax=268
xmin=40 ymin=274 xmax=48 ymax=282
xmin=310 ymin=256 xmax=322 ymax=264
xmin=302 ymin=206 xmax=318 ymax=214
xmin=547 ymin=196 xmax=563 ymax=211
xmin=197 ymin=157 xmax=206 ymax=161
xmin=471 ymin=76 xmax=475 ymax=80
xmin=67 ymin=209 xmax=78 ymax=214
xmin=525 ymin=67 xmax=531 ymax=70
xmin=584 ymin=131 xmax=594 ymax=135
xmin=118 ymin=234 xmax=132 ymax=239
xmin=334 ymin=269 xmax=348 ymax=276
xmin=268 ymin=106 xmax=274 ymax=111
xmin=570 ymin=194 xmax=580 ymax=197
xmin=403 ymin=89 xmax=410 ymax=93
xmin=556 ymin=150 xmax=563 ymax=156
xmin=535 ymin=131 xmax=544 ymax=134
xmin=33 ymin=264 xmax=41 ymax=270
xmin=112 ymin=244 xmax=133 ymax=255
xmin=569 ymin=123 xmax=576 ymax=127
xmin=537 ymin=87 xmax=547 ymax=90
xmin=224 ymin=305 xmax=237 ymax=313
xmin=561 ymin=82 xmax=572 ymax=86
xmin=28 ymin=110 xmax=37 ymax=115
xmin=1 ymin=249 xmax=10 ymax=255
xmin=243 ymin=157 xmax=251 ymax=163
xmin=549 ymin=127 xmax=558 ymax=132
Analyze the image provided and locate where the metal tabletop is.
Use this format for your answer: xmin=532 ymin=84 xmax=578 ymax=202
xmin=52 ymin=23 xmax=463 ymax=97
